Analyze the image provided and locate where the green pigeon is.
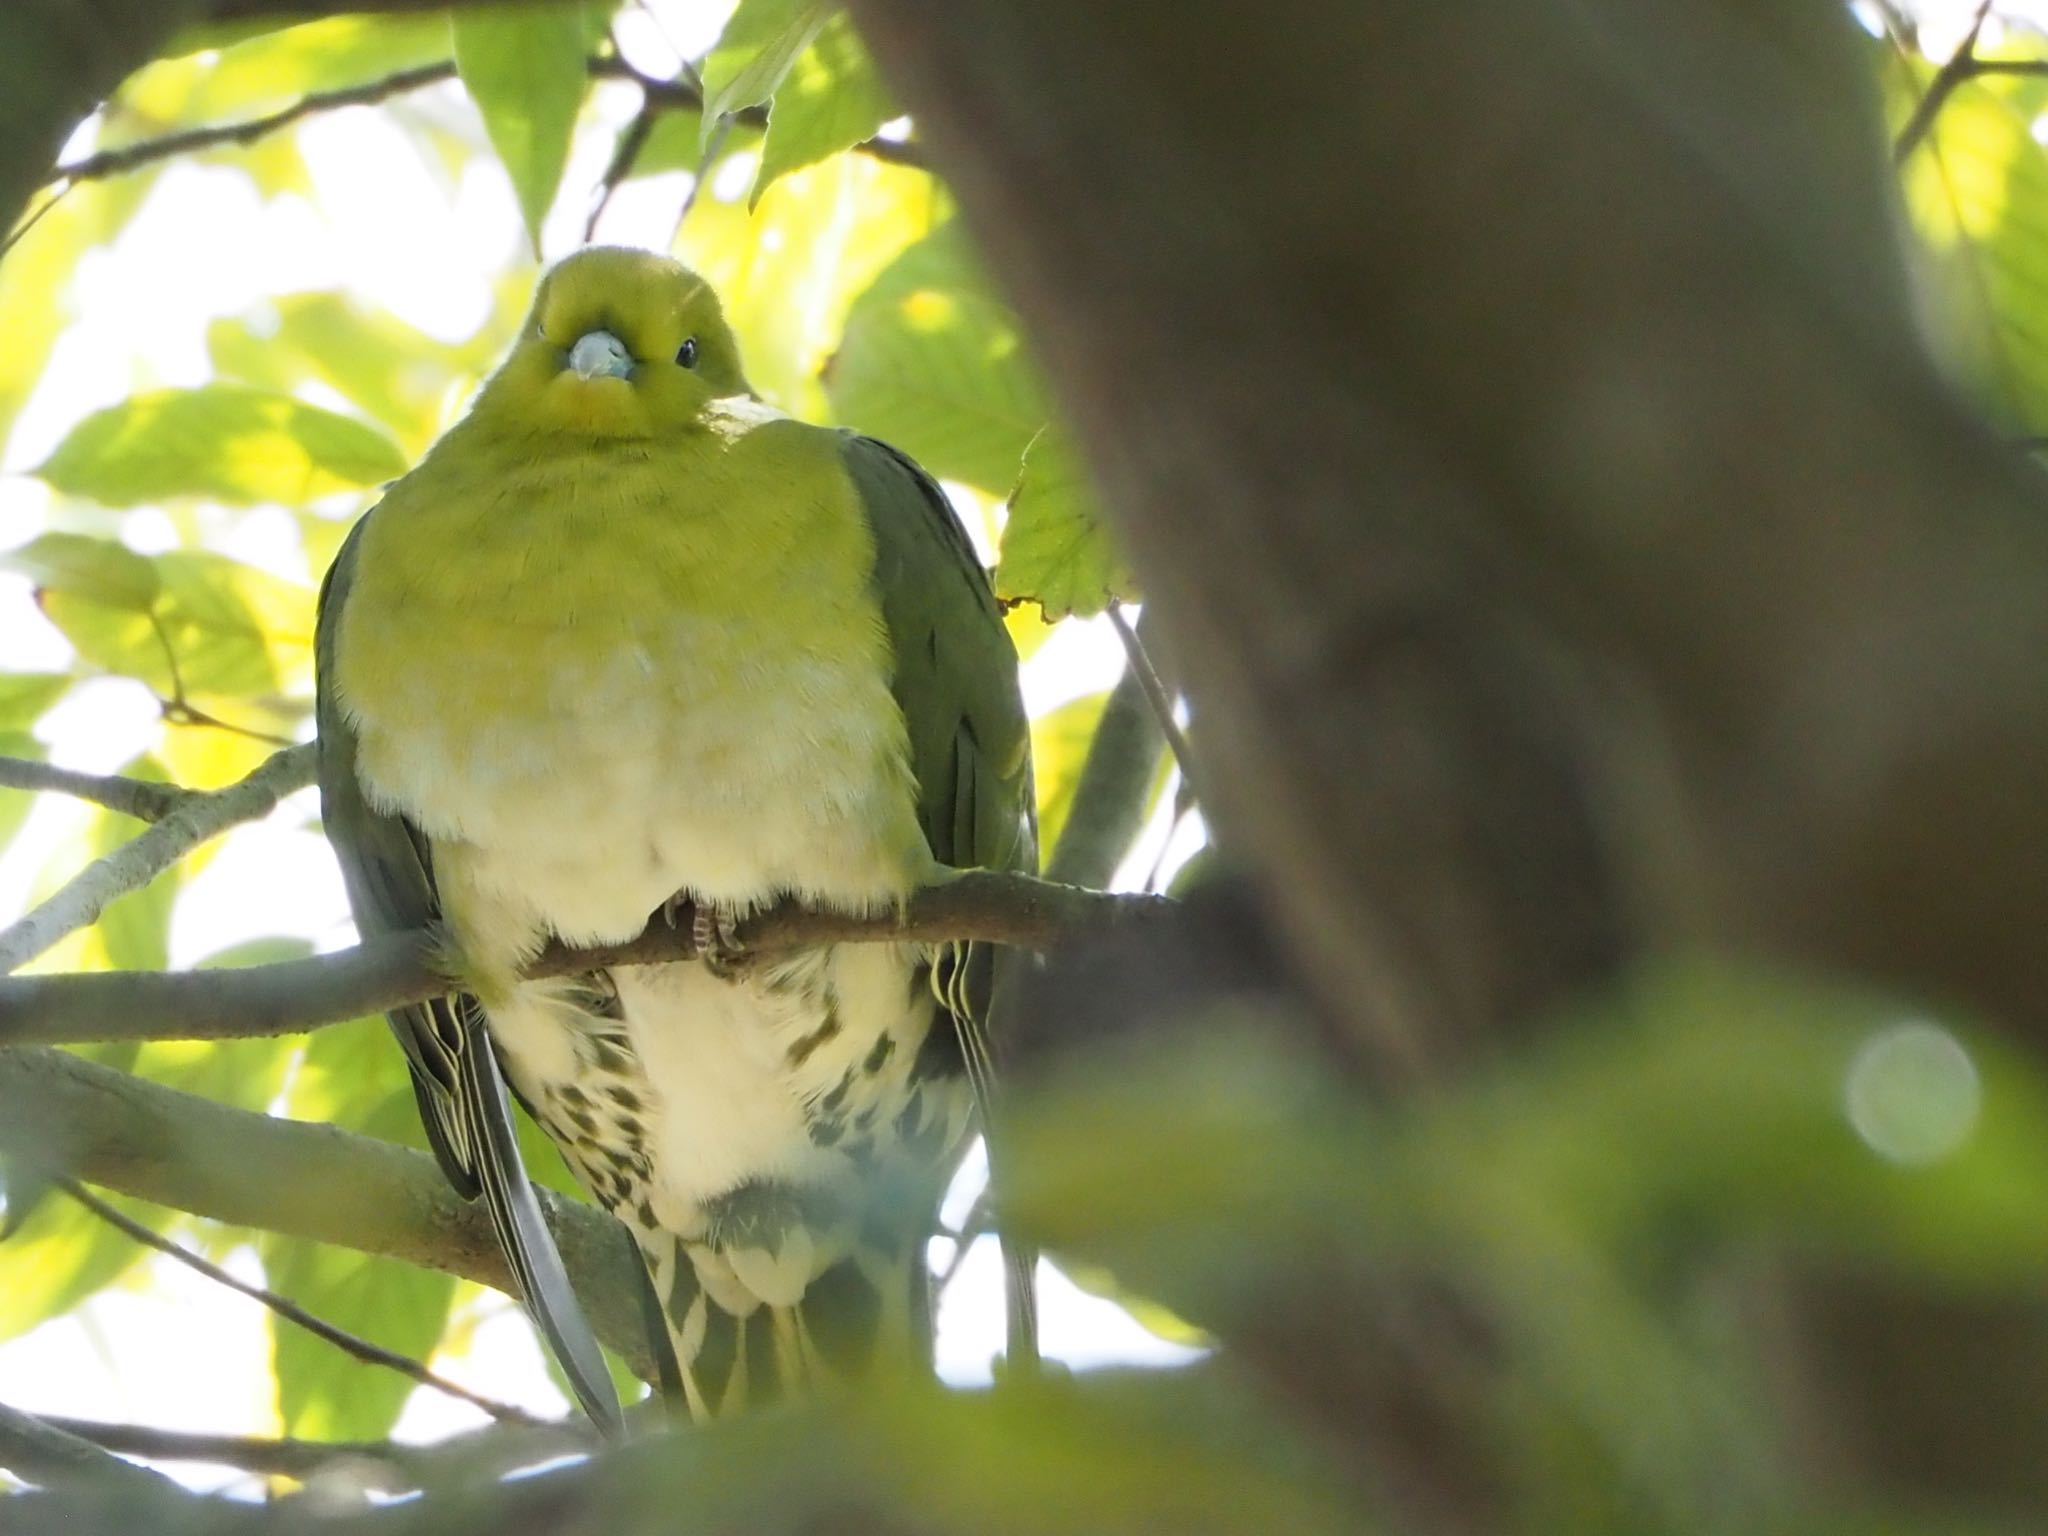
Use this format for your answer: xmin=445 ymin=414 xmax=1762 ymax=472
xmin=314 ymin=246 xmax=1035 ymax=1427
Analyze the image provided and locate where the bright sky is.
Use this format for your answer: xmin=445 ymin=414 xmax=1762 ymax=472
xmin=0 ymin=1 xmax=1199 ymax=1492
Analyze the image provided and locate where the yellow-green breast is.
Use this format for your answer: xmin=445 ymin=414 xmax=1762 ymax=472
xmin=332 ymin=394 xmax=933 ymax=974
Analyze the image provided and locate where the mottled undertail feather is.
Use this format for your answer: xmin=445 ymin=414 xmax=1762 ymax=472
xmin=638 ymin=1231 xmax=926 ymax=1421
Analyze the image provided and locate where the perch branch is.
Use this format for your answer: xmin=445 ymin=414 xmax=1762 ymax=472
xmin=0 ymin=872 xmax=1173 ymax=1048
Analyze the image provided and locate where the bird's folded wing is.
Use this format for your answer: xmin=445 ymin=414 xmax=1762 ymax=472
xmin=314 ymin=514 xmax=624 ymax=1434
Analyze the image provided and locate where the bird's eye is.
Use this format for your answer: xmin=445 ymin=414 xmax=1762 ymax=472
xmin=676 ymin=337 xmax=699 ymax=369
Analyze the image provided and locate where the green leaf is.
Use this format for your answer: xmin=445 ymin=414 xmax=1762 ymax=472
xmin=699 ymin=0 xmax=832 ymax=145
xmin=266 ymin=1015 xmax=456 ymax=1440
xmin=37 ymin=549 xmax=314 ymax=701
xmin=0 ymin=533 xmax=159 ymax=611
xmin=33 ymin=385 xmax=405 ymax=508
xmin=753 ymin=11 xmax=893 ymax=204
xmin=0 ymin=1186 xmax=159 ymax=1343
xmin=0 ymin=178 xmax=161 ymax=456
xmin=127 ymin=14 xmax=454 ymax=127
xmin=997 ymin=426 xmax=1137 ymax=619
xmin=453 ymin=2 xmax=592 ymax=254
xmin=0 ymin=673 xmax=71 ymax=731
xmin=826 ymin=223 xmax=1047 ymax=491
xmin=264 ymin=1235 xmax=456 ymax=1441
xmin=1896 ymin=54 xmax=2048 ymax=431
xmin=207 ymin=293 xmax=475 ymax=454
xmin=1032 ymin=690 xmax=1111 ymax=859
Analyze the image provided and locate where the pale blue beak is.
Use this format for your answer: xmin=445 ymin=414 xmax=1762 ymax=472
xmin=568 ymin=329 xmax=633 ymax=381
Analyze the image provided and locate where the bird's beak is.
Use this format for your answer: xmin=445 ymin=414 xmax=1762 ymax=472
xmin=567 ymin=330 xmax=634 ymax=381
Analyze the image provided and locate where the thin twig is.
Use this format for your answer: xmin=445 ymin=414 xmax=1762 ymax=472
xmin=0 ymin=871 xmax=1174 ymax=1047
xmin=585 ymin=97 xmax=660 ymax=241
xmin=53 ymin=61 xmax=458 ymax=185
xmin=47 ymin=54 xmax=924 ymax=200
xmin=0 ymin=183 xmax=71 ymax=261
xmin=1105 ymin=602 xmax=1199 ymax=799
xmin=1894 ymin=1 xmax=2000 ymax=164
xmin=1043 ymin=615 xmax=1167 ymax=890
xmin=0 ymin=757 xmax=190 ymax=824
xmin=158 ymin=697 xmax=297 ymax=747
xmin=935 ymin=1191 xmax=994 ymax=1293
xmin=593 ymin=56 xmax=926 ymax=170
xmin=58 ymin=1179 xmax=545 ymax=1428
xmin=0 ymin=1401 xmax=185 ymax=1500
xmin=0 ymin=742 xmax=315 ymax=976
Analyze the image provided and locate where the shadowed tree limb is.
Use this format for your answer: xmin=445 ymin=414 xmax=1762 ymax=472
xmin=0 ymin=1046 xmax=657 ymax=1383
xmin=35 ymin=1416 xmax=587 ymax=1493
xmin=0 ymin=1402 xmax=188 ymax=1500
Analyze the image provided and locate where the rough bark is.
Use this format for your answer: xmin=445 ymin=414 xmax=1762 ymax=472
xmin=842 ymin=0 xmax=2048 ymax=1065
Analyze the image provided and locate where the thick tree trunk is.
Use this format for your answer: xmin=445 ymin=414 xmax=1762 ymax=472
xmin=842 ymin=0 xmax=2048 ymax=1060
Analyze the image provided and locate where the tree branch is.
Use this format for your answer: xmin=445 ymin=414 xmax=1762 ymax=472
xmin=0 ymin=1402 xmax=186 ymax=1501
xmin=53 ymin=60 xmax=455 ymax=184
xmin=0 ymin=756 xmax=191 ymax=824
xmin=1104 ymin=602 xmax=1198 ymax=803
xmin=0 ymin=1046 xmax=657 ymax=1382
xmin=0 ymin=872 xmax=1171 ymax=1048
xmin=1891 ymin=2 xmax=1999 ymax=164
xmin=43 ymin=51 xmax=925 ymax=200
xmin=59 ymin=1179 xmax=544 ymax=1428
xmin=0 ymin=743 xmax=315 ymax=976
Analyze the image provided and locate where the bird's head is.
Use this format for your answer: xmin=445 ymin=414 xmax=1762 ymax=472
xmin=474 ymin=246 xmax=751 ymax=439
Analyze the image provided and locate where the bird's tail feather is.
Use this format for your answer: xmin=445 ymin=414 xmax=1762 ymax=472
xmin=641 ymin=1231 xmax=924 ymax=1420
xmin=456 ymin=1014 xmax=625 ymax=1435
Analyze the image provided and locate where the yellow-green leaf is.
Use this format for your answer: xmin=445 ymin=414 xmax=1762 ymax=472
xmin=0 ymin=533 xmax=159 ymax=611
xmin=825 ymin=223 xmax=1045 ymax=491
xmin=453 ymin=2 xmax=592 ymax=254
xmin=700 ymin=0 xmax=831 ymax=146
xmin=754 ymin=10 xmax=893 ymax=204
xmin=35 ymin=548 xmax=314 ymax=701
xmin=33 ymin=386 xmax=405 ymax=508
xmin=208 ymin=293 xmax=472 ymax=455
xmin=997 ymin=426 xmax=1137 ymax=619
xmin=0 ymin=674 xmax=69 ymax=730
xmin=1032 ymin=690 xmax=1111 ymax=858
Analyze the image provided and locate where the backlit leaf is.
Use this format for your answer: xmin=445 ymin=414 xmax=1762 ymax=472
xmin=453 ymin=2 xmax=592 ymax=253
xmin=700 ymin=0 xmax=831 ymax=144
xmin=826 ymin=223 xmax=1045 ymax=491
xmin=34 ymin=386 xmax=404 ymax=508
xmin=997 ymin=425 xmax=1137 ymax=619
xmin=754 ymin=11 xmax=893 ymax=204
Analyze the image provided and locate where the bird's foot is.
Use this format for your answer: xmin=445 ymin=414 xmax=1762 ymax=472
xmin=663 ymin=895 xmax=749 ymax=981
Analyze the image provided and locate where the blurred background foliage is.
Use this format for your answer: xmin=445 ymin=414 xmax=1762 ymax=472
xmin=4 ymin=0 xmax=2048 ymax=1530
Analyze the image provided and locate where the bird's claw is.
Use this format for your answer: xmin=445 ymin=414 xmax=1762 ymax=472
xmin=689 ymin=900 xmax=750 ymax=982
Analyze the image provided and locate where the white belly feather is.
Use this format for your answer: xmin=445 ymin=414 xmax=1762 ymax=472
xmin=346 ymin=608 xmax=945 ymax=1240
